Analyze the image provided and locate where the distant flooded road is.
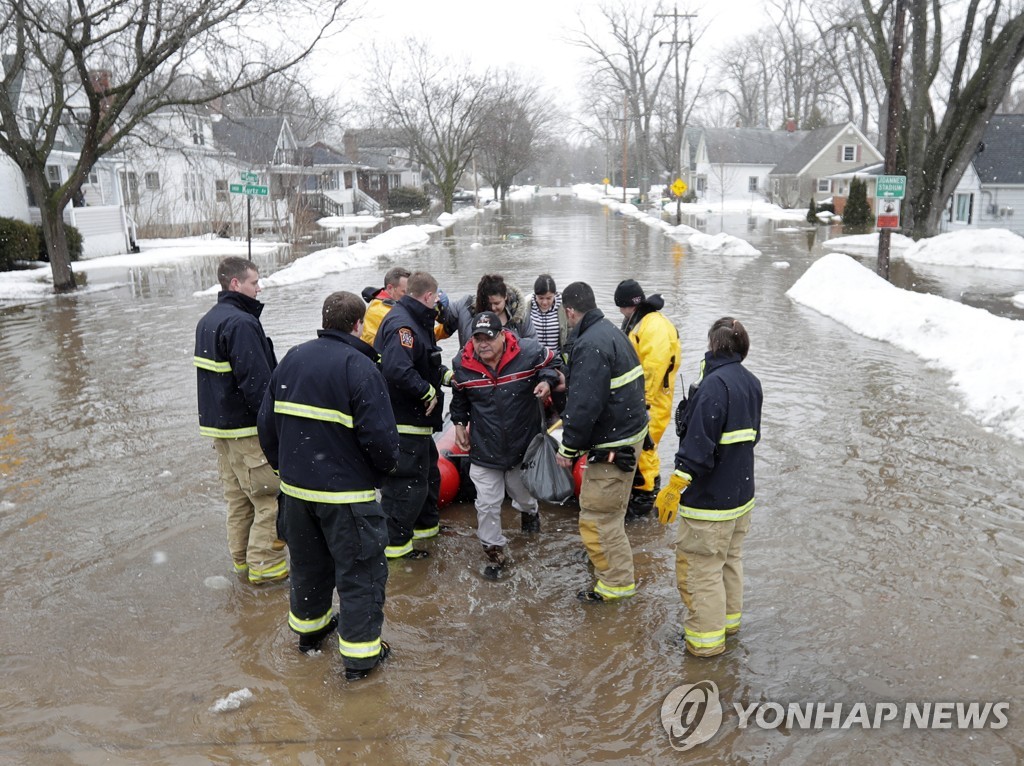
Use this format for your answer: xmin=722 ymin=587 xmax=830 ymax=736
xmin=1 ymin=194 xmax=1021 ymax=764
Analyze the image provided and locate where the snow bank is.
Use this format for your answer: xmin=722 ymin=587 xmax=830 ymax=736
xmin=688 ymin=231 xmax=761 ymax=257
xmin=788 ymin=252 xmax=1024 ymax=443
xmin=904 ymin=229 xmax=1024 ymax=270
xmin=822 ymin=232 xmax=915 ymax=254
xmin=316 ymin=215 xmax=384 ymax=229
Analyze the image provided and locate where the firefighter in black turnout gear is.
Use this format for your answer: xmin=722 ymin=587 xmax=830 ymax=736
xmin=374 ymin=271 xmax=448 ymax=560
xmin=257 ymin=291 xmax=399 ymax=681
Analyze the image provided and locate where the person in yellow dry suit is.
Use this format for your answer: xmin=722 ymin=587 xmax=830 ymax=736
xmin=613 ymin=279 xmax=681 ymax=520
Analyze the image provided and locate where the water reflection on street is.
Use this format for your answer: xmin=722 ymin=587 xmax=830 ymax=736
xmin=0 ymin=194 xmax=1021 ymax=764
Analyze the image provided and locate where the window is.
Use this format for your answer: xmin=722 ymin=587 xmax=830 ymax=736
xmin=184 ymin=172 xmax=205 ymax=202
xmin=748 ymin=176 xmax=759 ymax=193
xmin=841 ymin=145 xmax=856 ymax=162
xmin=215 ymin=179 xmax=228 ymax=202
xmin=119 ymin=171 xmax=139 ymax=204
xmin=145 ymin=172 xmax=161 ymax=191
xmin=695 ymin=176 xmax=706 ymax=193
xmin=87 ymin=170 xmax=99 ymax=185
xmin=46 ymin=164 xmax=62 ymax=189
xmin=954 ymin=193 xmax=973 ymax=223
xmin=389 ymin=174 xmax=401 ymax=188
xmin=817 ymin=179 xmax=832 ymax=193
xmin=369 ymin=174 xmax=381 ymax=191
xmin=188 ymin=117 xmax=204 ymax=145
xmin=25 ymin=106 xmax=36 ymax=134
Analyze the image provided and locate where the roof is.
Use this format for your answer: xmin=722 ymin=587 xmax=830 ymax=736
xmin=701 ymin=127 xmax=808 ymax=165
xmin=212 ymin=116 xmax=286 ymax=165
xmin=305 ymin=141 xmax=356 ymax=166
xmin=771 ymin=124 xmax=850 ymax=175
xmin=974 ymin=114 xmax=1024 ymax=185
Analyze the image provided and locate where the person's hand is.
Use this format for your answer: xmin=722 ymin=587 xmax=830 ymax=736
xmin=454 ymin=423 xmax=470 ymax=451
xmin=424 ymin=396 xmax=437 ymax=416
xmin=554 ymin=370 xmax=567 ymax=392
xmin=556 ymin=454 xmax=573 ymax=470
xmin=534 ymin=381 xmax=551 ymax=399
xmin=655 ymin=473 xmax=691 ymax=524
xmin=436 ymin=290 xmax=449 ymax=311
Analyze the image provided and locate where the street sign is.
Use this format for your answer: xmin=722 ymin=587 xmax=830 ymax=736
xmin=602 ymin=177 xmax=610 ymax=185
xmin=229 ymin=183 xmax=268 ymax=196
xmin=875 ymin=175 xmax=906 ymax=198
xmin=876 ymin=198 xmax=901 ymax=228
xmin=240 ymin=171 xmax=260 ymax=183
xmin=671 ymin=178 xmax=688 ymax=197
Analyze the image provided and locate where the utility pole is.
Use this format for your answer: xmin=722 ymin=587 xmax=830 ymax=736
xmin=877 ymin=0 xmax=906 ymax=281
xmin=657 ymin=4 xmax=696 ymax=224
xmin=622 ymin=92 xmax=629 ymax=203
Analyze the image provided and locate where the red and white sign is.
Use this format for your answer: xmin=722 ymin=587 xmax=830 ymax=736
xmin=876 ymin=199 xmax=901 ymax=229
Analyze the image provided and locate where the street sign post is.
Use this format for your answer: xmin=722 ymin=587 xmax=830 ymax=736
xmin=228 ymin=172 xmax=269 ymax=258
xmin=875 ymin=175 xmax=906 ymax=199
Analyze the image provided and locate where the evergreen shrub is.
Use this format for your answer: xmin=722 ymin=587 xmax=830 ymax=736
xmin=0 ymin=217 xmax=40 ymax=271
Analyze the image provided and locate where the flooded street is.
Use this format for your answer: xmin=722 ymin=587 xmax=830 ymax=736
xmin=1 ymin=194 xmax=1022 ymax=764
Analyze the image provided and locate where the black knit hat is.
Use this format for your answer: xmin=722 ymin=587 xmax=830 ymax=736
xmin=614 ymin=279 xmax=645 ymax=307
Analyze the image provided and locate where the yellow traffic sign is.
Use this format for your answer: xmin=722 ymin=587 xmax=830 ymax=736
xmin=671 ymin=179 xmax=688 ymax=197
xmin=602 ymin=178 xmax=610 ymax=185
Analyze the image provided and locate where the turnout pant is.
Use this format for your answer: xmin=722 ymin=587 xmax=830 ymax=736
xmin=277 ymin=494 xmax=389 ymax=671
xmin=674 ymin=512 xmax=751 ymax=656
xmin=213 ymin=436 xmax=287 ymax=583
xmin=381 ymin=434 xmax=438 ymax=557
xmin=636 ymin=385 xmax=675 ymax=493
xmin=578 ymin=461 xmax=637 ymax=599
xmin=468 ymin=463 xmax=539 ymax=548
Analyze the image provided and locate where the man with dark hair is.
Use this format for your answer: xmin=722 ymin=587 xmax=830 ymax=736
xmin=556 ymin=281 xmax=649 ymax=602
xmin=613 ymin=279 xmax=681 ymax=520
xmin=360 ymin=266 xmax=411 ymax=345
xmin=375 ymin=270 xmax=448 ymax=560
xmin=655 ymin=317 xmax=762 ymax=657
xmin=450 ymin=311 xmax=562 ymax=575
xmin=258 ymin=291 xmax=399 ymax=680
xmin=194 ymin=256 xmax=287 ymax=584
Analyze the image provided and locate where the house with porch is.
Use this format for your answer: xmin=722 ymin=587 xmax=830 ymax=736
xmin=692 ymin=125 xmax=809 ymax=203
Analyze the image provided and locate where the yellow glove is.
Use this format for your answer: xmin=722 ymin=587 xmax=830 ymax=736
xmin=656 ymin=473 xmax=691 ymax=524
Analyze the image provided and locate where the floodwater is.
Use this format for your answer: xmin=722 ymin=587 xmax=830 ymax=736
xmin=1 ymin=194 xmax=1022 ymax=765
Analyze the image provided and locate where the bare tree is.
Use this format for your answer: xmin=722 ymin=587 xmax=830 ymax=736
xmin=861 ymin=0 xmax=1024 ymax=236
xmin=367 ymin=41 xmax=494 ymax=213
xmin=476 ymin=73 xmax=559 ymax=200
xmin=570 ymin=0 xmax=676 ymax=201
xmin=0 ymin=0 xmax=351 ymax=293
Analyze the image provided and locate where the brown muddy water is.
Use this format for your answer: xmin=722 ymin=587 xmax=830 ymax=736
xmin=1 ymin=194 xmax=1022 ymax=764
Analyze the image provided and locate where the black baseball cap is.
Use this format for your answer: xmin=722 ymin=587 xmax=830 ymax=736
xmin=471 ymin=311 xmax=503 ymax=338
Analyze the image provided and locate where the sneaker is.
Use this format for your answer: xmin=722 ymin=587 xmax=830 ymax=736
xmin=521 ymin=512 xmax=541 ymax=533
xmin=344 ymin=641 xmax=391 ymax=681
xmin=298 ymin=614 xmax=339 ymax=654
xmin=576 ymin=590 xmax=605 ymax=603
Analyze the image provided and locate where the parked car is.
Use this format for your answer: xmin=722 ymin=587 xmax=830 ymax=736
xmin=452 ymin=187 xmax=475 ymax=203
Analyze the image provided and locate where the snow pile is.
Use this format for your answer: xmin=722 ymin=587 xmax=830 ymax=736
xmin=788 ymin=252 xmax=1024 ymax=443
xmin=667 ymin=223 xmax=702 ymax=238
xmin=209 ymin=688 xmax=253 ymax=713
xmin=688 ymin=231 xmax=761 ymax=257
xmin=823 ymin=232 xmax=915 ymax=255
xmin=316 ymin=215 xmax=384 ymax=229
xmin=904 ymin=229 xmax=1024 ymax=270
xmin=260 ymin=225 xmax=431 ymax=289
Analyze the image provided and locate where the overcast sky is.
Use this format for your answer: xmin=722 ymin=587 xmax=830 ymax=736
xmin=312 ymin=0 xmax=771 ymax=109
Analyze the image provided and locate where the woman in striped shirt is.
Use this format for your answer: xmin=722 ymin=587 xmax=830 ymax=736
xmin=528 ymin=274 xmax=568 ymax=357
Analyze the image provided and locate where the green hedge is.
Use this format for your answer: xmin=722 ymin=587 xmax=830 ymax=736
xmin=0 ymin=217 xmax=40 ymax=271
xmin=388 ymin=186 xmax=430 ymax=211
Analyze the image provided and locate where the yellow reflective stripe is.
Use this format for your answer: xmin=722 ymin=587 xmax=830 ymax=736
xmin=385 ymin=540 xmax=413 ymax=558
xmin=725 ymin=613 xmax=742 ymax=628
xmin=289 ymin=609 xmax=334 ymax=634
xmin=413 ymin=525 xmax=439 ymax=539
xmin=200 ymin=425 xmax=259 ymax=438
xmin=421 ymin=384 xmax=436 ymax=401
xmin=233 ymin=561 xmax=249 ymax=573
xmin=720 ymin=428 xmax=757 ymax=444
xmin=594 ymin=580 xmax=636 ymax=599
xmin=680 ymin=498 xmax=754 ymax=521
xmin=594 ymin=426 xmax=647 ymax=450
xmin=274 ymin=400 xmax=354 ymax=427
xmin=685 ymin=627 xmax=726 ymax=647
xmin=338 ymin=636 xmax=382 ymax=659
xmin=558 ymin=443 xmax=581 ymax=459
xmin=280 ymin=481 xmax=376 ymax=505
xmin=193 ymin=356 xmax=232 ymax=373
xmin=673 ymin=469 xmax=693 ymax=483
xmin=397 ymin=424 xmax=433 ymax=436
xmin=248 ymin=559 xmax=288 ymax=582
xmin=609 ymin=364 xmax=643 ymax=389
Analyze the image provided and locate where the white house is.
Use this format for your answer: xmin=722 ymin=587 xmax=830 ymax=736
xmin=693 ymin=126 xmax=808 ymax=203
